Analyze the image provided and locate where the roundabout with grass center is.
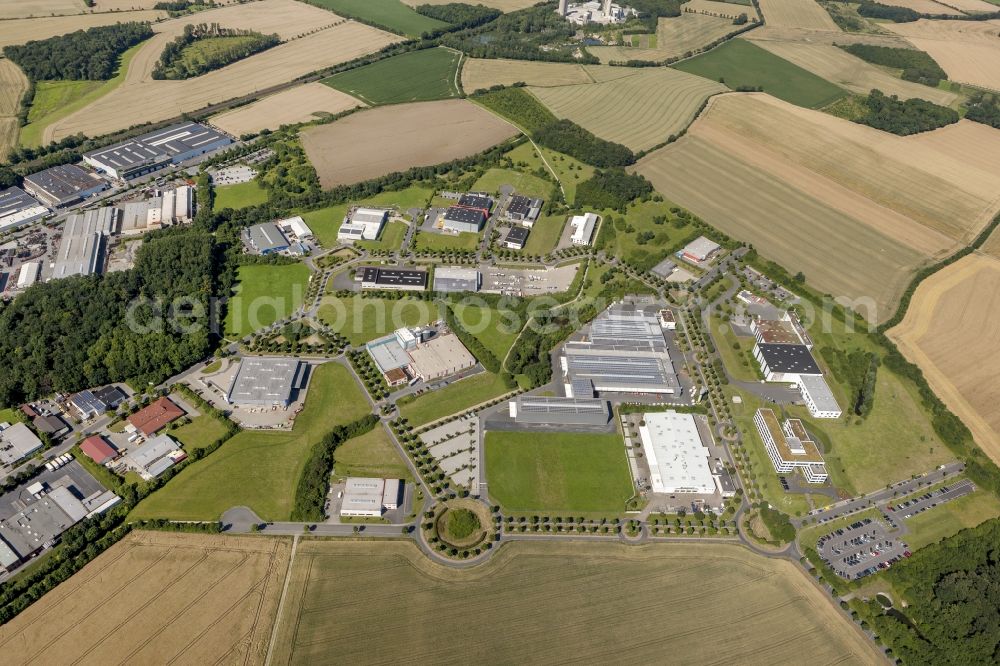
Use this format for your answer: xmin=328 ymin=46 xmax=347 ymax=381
xmin=430 ymin=499 xmax=494 ymax=553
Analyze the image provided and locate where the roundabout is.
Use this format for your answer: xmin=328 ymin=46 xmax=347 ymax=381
xmin=425 ymin=499 xmax=495 ymax=558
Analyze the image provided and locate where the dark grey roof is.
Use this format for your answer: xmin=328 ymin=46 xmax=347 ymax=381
xmin=0 ymin=187 xmax=43 ymax=217
xmin=83 ymin=122 xmax=230 ymax=172
xmin=443 ymin=206 xmax=485 ymax=226
xmin=457 ymin=194 xmax=492 ymax=211
xmin=756 ymin=343 xmax=821 ymax=375
xmin=23 ymin=165 xmax=105 ymax=204
xmin=505 ymin=226 xmax=529 ymax=245
xmin=514 ymin=395 xmax=610 ymax=425
xmin=507 ymin=194 xmax=542 ymax=217
xmin=361 ymin=267 xmax=428 ymax=288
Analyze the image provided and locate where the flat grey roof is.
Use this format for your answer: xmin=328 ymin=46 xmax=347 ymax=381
xmin=565 ymin=353 xmax=679 ymax=392
xmin=505 ymin=226 xmax=529 ymax=243
xmin=757 ymin=343 xmax=821 ymax=375
xmin=248 ymin=223 xmax=288 ymax=252
xmin=227 ymin=357 xmax=303 ymax=405
xmin=434 ymin=267 xmax=480 ymax=293
xmin=798 ymin=374 xmax=841 ymax=412
xmin=367 ymin=337 xmax=411 ymax=373
xmin=84 ymin=122 xmax=229 ymax=171
xmin=23 ymin=164 xmax=105 ymax=203
xmin=51 ymin=207 xmax=118 ymax=279
xmin=0 ymin=187 xmax=43 ymax=217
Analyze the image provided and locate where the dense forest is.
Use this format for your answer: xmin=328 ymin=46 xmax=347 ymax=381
xmin=0 ymin=228 xmax=217 ymax=407
xmin=440 ymin=4 xmax=593 ymax=63
xmin=856 ymin=1 xmax=919 ymax=22
xmin=860 ymin=519 xmax=1000 ymax=665
xmin=3 ymin=22 xmax=153 ymax=81
xmin=839 ymin=44 xmax=947 ymax=88
xmin=852 ymin=90 xmax=958 ymax=135
xmin=151 ymin=23 xmax=280 ymax=79
xmin=415 ymin=3 xmax=501 ymax=30
xmin=965 ymin=91 xmax=1000 ymax=130
xmin=575 ymin=169 xmax=652 ymax=211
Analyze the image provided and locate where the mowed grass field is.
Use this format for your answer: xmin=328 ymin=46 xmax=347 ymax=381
xmin=472 ymin=167 xmax=552 ymax=198
xmin=224 ymin=263 xmax=311 ymax=338
xmin=902 ymin=487 xmax=1000 ymax=550
xmin=0 ymin=532 xmax=290 ymax=664
xmin=485 ymin=431 xmax=633 ymax=513
xmin=333 ymin=422 xmax=412 ymax=479
xmin=529 ymin=68 xmax=726 ymax=151
xmin=213 ymin=180 xmax=268 ymax=211
xmin=588 ymin=13 xmax=743 ymax=64
xmin=269 ymin=540 xmax=883 ymax=664
xmin=301 ymin=99 xmax=517 ymax=188
xmin=318 ymin=294 xmax=440 ymax=345
xmin=130 ymin=362 xmax=370 ymax=521
xmin=674 ymin=40 xmax=846 ymax=109
xmin=461 ymin=59 xmax=636 ymax=91
xmin=169 ymin=413 xmax=231 ymax=450
xmin=505 ymin=141 xmax=594 ymax=205
xmin=304 ymin=0 xmax=447 ymax=38
xmin=323 ymin=47 xmax=461 ymax=105
xmin=450 ymin=302 xmax=522 ymax=359
xmin=400 ymin=372 xmax=509 ymax=426
xmin=889 ymin=254 xmax=1000 ymax=469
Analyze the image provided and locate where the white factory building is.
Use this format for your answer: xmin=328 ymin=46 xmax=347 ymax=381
xmin=557 ymin=0 xmax=637 ymax=25
xmin=754 ymin=408 xmax=829 ymax=483
xmin=340 ymin=477 xmax=402 ymax=517
xmin=638 ymin=411 xmax=719 ymax=495
xmin=0 ymin=187 xmax=48 ymax=234
xmin=338 ymin=208 xmax=387 ymax=242
xmin=570 ymin=212 xmax=598 ymax=246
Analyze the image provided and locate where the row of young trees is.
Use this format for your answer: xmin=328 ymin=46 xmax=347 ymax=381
xmin=4 ymin=22 xmax=153 ymax=81
xmin=151 ymin=23 xmax=280 ymax=80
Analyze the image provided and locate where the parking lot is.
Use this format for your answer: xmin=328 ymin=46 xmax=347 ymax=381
xmin=817 ymin=517 xmax=910 ymax=580
xmin=481 ymin=264 xmax=579 ymax=296
xmin=888 ymin=479 xmax=975 ymax=518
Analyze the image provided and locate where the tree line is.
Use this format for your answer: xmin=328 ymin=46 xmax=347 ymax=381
xmin=151 ymin=23 xmax=280 ymax=80
xmin=839 ymin=44 xmax=947 ymax=88
xmin=415 ymin=3 xmax=502 ymax=30
xmin=444 ymin=305 xmax=500 ymax=373
xmin=4 ymin=22 xmax=153 ymax=81
xmin=965 ymin=91 xmax=1000 ymax=130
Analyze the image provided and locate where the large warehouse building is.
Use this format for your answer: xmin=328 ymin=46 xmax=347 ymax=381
xmin=338 ymin=208 xmax=387 ymax=242
xmin=359 ymin=266 xmax=427 ymax=292
xmin=0 ymin=186 xmax=48 ymax=233
xmin=226 ymin=357 xmax=306 ymax=406
xmin=23 ymin=164 xmax=108 ymax=208
xmin=340 ymin=477 xmax=402 ymax=517
xmin=433 ymin=266 xmax=480 ymax=293
xmin=50 ymin=206 xmax=118 ymax=280
xmin=83 ymin=122 xmax=231 ymax=181
xmin=441 ymin=206 xmax=486 ymax=234
xmin=638 ymin=411 xmax=718 ymax=494
xmin=509 ymin=395 xmax=610 ymax=426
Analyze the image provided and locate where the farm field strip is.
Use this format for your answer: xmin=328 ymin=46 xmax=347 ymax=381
xmin=888 ymin=253 xmax=1000 ymax=467
xmin=0 ymin=532 xmax=290 ymax=665
xmin=698 ymin=94 xmax=1000 ymax=242
xmin=884 ymin=19 xmax=1000 ymax=91
xmin=461 ymin=59 xmax=621 ymax=90
xmin=0 ymin=58 xmax=27 ymax=157
xmin=756 ymin=0 xmax=840 ymax=31
xmin=270 ymin=540 xmax=882 ymax=664
xmin=301 ymin=99 xmax=517 ymax=188
xmin=746 ymin=39 xmax=959 ymax=106
xmin=529 ymin=68 xmax=726 ymax=151
xmin=634 ymin=134 xmax=924 ymax=319
xmin=589 ymin=13 xmax=742 ymax=63
xmin=209 ymin=82 xmax=364 ymax=136
xmin=0 ymin=10 xmax=167 ymax=48
xmin=878 ymin=0 xmax=965 ymax=13
xmin=685 ymin=0 xmax=761 ymax=17
xmin=0 ymin=0 xmax=88 ymax=19
xmin=400 ymin=0 xmax=538 ymax=9
xmin=940 ymin=0 xmax=998 ymax=10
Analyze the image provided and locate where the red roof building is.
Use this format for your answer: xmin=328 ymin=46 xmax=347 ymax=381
xmin=127 ymin=397 xmax=185 ymax=436
xmin=80 ymin=435 xmax=118 ymax=465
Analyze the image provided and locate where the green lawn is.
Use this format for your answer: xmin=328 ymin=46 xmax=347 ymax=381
xmin=608 ymin=200 xmax=698 ymax=271
xmin=902 ymin=489 xmax=1000 ymax=550
xmin=213 ymin=180 xmax=268 ymax=211
xmin=224 ymin=263 xmax=311 ymax=338
xmin=169 ymin=413 xmax=230 ymax=450
xmin=357 ymin=221 xmax=407 ymax=252
xmin=334 ymin=423 xmax=412 ymax=480
xmin=301 ymin=204 xmax=349 ymax=248
xmin=129 ymin=362 xmax=370 ymax=521
xmin=412 ymin=231 xmax=479 ymax=252
xmin=472 ymin=167 xmax=552 ymax=199
xmin=710 ymin=316 xmax=759 ymax=383
xmin=400 ymin=372 xmax=509 ymax=426
xmin=505 ymin=142 xmax=594 ymax=205
xmin=522 ymin=213 xmax=566 ymax=255
xmin=19 ymin=42 xmax=142 ymax=147
xmin=0 ymin=408 xmax=17 ymax=424
xmin=304 ymin=0 xmax=448 ymax=38
xmin=673 ymin=39 xmax=847 ymax=109
xmin=450 ymin=303 xmax=523 ymax=360
xmin=323 ymin=47 xmax=460 ymax=105
xmin=318 ymin=295 xmax=441 ymax=345
xmin=485 ymin=431 xmax=634 ymax=513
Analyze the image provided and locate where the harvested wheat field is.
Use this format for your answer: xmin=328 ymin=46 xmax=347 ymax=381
xmin=756 ymin=0 xmax=840 ymax=31
xmin=941 ymin=0 xmax=999 ymax=11
xmin=0 ymin=531 xmax=291 ymax=665
xmin=884 ymin=19 xmax=1000 ymax=90
xmin=685 ymin=0 xmax=761 ymax=19
xmin=45 ymin=1 xmax=399 ymax=142
xmin=210 ymin=83 xmax=364 ymax=136
xmin=93 ymin=0 xmax=238 ymax=9
xmin=696 ymin=94 xmax=1000 ymax=243
xmin=889 ymin=254 xmax=1000 ymax=467
xmin=302 ymin=99 xmax=517 ymax=187
xmin=589 ymin=13 xmax=741 ymax=63
xmin=635 ymin=133 xmax=924 ymax=319
xmin=747 ymin=39 xmax=959 ymax=106
xmin=903 ymin=120 xmax=1000 ymax=178
xmin=461 ymin=59 xmax=635 ymax=90
xmin=270 ymin=540 xmax=881 ymax=664
xmin=530 ymin=68 xmax=726 ymax=151
xmin=0 ymin=10 xmax=167 ymax=49
xmin=401 ymin=0 xmax=537 ymax=9
xmin=0 ymin=0 xmax=84 ymax=19
xmin=0 ymin=59 xmax=28 ymax=158
xmin=877 ymin=0 xmax=964 ymax=14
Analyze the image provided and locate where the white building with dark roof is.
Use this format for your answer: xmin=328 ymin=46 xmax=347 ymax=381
xmin=22 ymin=164 xmax=108 ymax=208
xmin=0 ymin=186 xmax=48 ymax=233
xmin=753 ymin=343 xmax=822 ymax=383
xmin=442 ymin=206 xmax=486 ymax=234
xmin=83 ymin=122 xmax=231 ymax=181
xmin=505 ymin=194 xmax=543 ymax=225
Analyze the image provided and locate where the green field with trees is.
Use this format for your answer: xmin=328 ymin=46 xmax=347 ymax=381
xmin=318 ymin=295 xmax=440 ymax=345
xmin=152 ymin=23 xmax=279 ymax=80
xmin=213 ymin=180 xmax=268 ymax=211
xmin=323 ymin=47 xmax=461 ymax=105
xmin=484 ymin=431 xmax=634 ymax=512
xmin=673 ymin=39 xmax=846 ymax=109
xmin=304 ymin=0 xmax=448 ymax=38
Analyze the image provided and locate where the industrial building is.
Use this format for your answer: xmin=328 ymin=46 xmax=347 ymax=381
xmin=651 ymin=258 xmax=677 ymax=279
xmin=658 ymin=309 xmax=676 ymax=330
xmin=509 ymin=395 xmax=610 ymax=426
xmin=679 ymin=236 xmax=721 ymax=263
xmin=83 ymin=121 xmax=231 ymax=181
xmin=22 ymin=164 xmax=108 ymax=208
xmin=127 ymin=396 xmax=185 ymax=436
xmin=338 ymin=208 xmax=387 ymax=242
xmin=69 ymin=385 xmax=128 ymax=419
xmin=0 ymin=422 xmax=44 ymax=466
xmin=638 ymin=411 xmax=718 ymax=494
xmin=457 ymin=193 xmax=492 ymax=214
xmin=503 ymin=226 xmax=529 ymax=250
xmin=226 ymin=357 xmax=305 ymax=406
xmin=277 ymin=216 xmax=312 ymax=240
xmin=80 ymin=435 xmax=118 ymax=466
xmin=797 ymin=374 xmax=843 ymax=419
xmin=0 ymin=186 xmax=48 ymax=234
xmin=50 ymin=207 xmax=118 ymax=280
xmin=561 ymin=305 xmax=680 ymax=395
xmin=359 ymin=266 xmax=427 ymax=292
xmin=367 ymin=327 xmax=475 ymax=384
xmin=246 ymin=222 xmax=290 ymax=255
xmin=33 ymin=414 xmax=69 ymax=439
xmin=433 ymin=266 xmax=480 ymax=293
xmin=557 ymin=0 xmax=637 ymax=25
xmin=754 ymin=408 xmax=828 ymax=483
xmin=505 ymin=194 xmax=543 ymax=225
xmin=124 ymin=434 xmax=186 ymax=480
xmin=753 ymin=343 xmax=822 ymax=383
xmin=119 ymin=186 xmax=195 ymax=235
xmin=442 ymin=206 xmax=486 ymax=234
xmin=339 ymin=477 xmax=402 ymax=518
xmin=570 ymin=212 xmax=597 ymax=246
xmin=16 ymin=262 xmax=40 ymax=289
